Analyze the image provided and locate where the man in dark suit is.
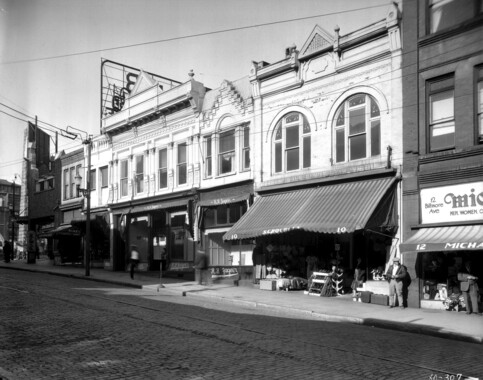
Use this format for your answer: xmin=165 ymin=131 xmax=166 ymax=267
xmin=386 ymin=257 xmax=407 ymax=309
xmin=458 ymin=261 xmax=481 ymax=315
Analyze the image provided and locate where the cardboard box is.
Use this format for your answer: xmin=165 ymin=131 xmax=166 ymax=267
xmin=259 ymin=279 xmax=277 ymax=291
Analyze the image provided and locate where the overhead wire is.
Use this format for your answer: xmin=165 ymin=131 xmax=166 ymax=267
xmin=0 ymin=3 xmax=392 ymax=65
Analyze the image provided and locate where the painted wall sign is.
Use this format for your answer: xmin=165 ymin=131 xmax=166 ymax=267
xmin=420 ymin=182 xmax=483 ymax=224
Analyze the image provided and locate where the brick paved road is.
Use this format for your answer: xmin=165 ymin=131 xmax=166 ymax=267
xmin=1 ymin=269 xmax=482 ymax=380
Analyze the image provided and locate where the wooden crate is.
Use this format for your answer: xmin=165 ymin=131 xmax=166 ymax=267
xmin=371 ymin=293 xmax=389 ymax=306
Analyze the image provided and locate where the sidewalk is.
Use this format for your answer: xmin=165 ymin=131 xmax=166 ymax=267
xmin=1 ymin=258 xmax=482 ymax=345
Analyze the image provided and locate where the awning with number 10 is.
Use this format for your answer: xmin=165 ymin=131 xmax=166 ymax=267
xmin=223 ymin=176 xmax=397 ymax=240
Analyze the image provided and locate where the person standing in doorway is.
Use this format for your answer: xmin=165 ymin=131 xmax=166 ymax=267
xmin=386 ymin=257 xmax=407 ymax=309
xmin=130 ymin=245 xmax=140 ymax=280
xmin=458 ymin=261 xmax=481 ymax=315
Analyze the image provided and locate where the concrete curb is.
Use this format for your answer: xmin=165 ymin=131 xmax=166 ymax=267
xmin=3 ymin=264 xmax=482 ymax=345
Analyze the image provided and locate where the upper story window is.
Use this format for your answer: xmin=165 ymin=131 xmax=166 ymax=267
xmin=158 ymin=148 xmax=168 ymax=189
xmin=90 ymin=170 xmax=96 ymax=191
xmin=177 ymin=143 xmax=187 ymax=185
xmin=273 ymin=112 xmax=311 ymax=173
xmin=334 ymin=94 xmax=380 ymax=163
xmin=120 ymin=159 xmax=129 ymax=197
xmin=36 ymin=177 xmax=54 ymax=192
xmin=203 ymin=202 xmax=248 ymax=228
xmin=428 ymin=76 xmax=455 ymax=152
xmin=428 ymin=0 xmax=482 ymax=34
xmin=63 ymin=164 xmax=82 ymax=200
xmin=134 ymin=155 xmax=144 ymax=194
xmin=477 ymin=66 xmax=483 ymax=143
xmin=99 ymin=166 xmax=108 ymax=188
xmin=241 ymin=126 xmax=250 ymax=171
xmin=204 ymin=136 xmax=213 ymax=178
xmin=219 ymin=130 xmax=235 ymax=175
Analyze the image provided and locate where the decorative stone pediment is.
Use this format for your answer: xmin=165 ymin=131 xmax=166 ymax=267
xmin=129 ymin=70 xmax=158 ymax=97
xmin=299 ymin=25 xmax=334 ymax=61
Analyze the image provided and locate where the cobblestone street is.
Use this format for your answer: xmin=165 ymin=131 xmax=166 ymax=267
xmin=1 ymin=270 xmax=482 ymax=380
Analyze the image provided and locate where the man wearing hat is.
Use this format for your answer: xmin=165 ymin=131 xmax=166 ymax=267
xmin=194 ymin=249 xmax=207 ymax=285
xmin=386 ymin=257 xmax=407 ymax=309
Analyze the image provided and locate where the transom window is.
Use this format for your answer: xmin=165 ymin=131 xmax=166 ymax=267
xmin=273 ymin=112 xmax=311 ymax=173
xmin=334 ymin=94 xmax=381 ymax=163
xmin=428 ymin=76 xmax=455 ymax=152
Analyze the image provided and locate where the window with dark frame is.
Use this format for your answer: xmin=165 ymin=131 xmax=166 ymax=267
xmin=90 ymin=169 xmax=96 ymax=191
xmin=203 ymin=202 xmax=248 ymax=228
xmin=64 ymin=169 xmax=69 ymax=200
xmin=120 ymin=159 xmax=128 ymax=197
xmin=428 ymin=0 xmax=482 ymax=34
xmin=100 ymin=166 xmax=108 ymax=188
xmin=242 ymin=127 xmax=250 ymax=171
xmin=205 ymin=136 xmax=212 ymax=178
xmin=219 ymin=130 xmax=235 ymax=175
xmin=477 ymin=66 xmax=483 ymax=143
xmin=135 ymin=155 xmax=144 ymax=193
xmin=158 ymin=148 xmax=168 ymax=189
xmin=428 ymin=76 xmax=455 ymax=152
xmin=177 ymin=143 xmax=187 ymax=185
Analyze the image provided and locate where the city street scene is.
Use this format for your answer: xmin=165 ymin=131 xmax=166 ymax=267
xmin=1 ymin=0 xmax=483 ymax=379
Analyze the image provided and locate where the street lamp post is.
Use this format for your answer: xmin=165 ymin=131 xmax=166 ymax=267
xmin=74 ymin=138 xmax=92 ymax=277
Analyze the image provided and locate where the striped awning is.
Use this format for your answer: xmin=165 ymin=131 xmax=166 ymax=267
xmin=223 ymin=176 xmax=397 ymax=240
xmin=399 ymin=225 xmax=483 ymax=252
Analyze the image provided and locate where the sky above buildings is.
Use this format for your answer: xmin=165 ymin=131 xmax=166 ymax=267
xmin=0 ymin=0 xmax=397 ymax=181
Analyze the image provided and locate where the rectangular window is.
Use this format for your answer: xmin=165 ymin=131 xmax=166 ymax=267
xmin=135 ymin=155 xmax=144 ymax=193
xmin=429 ymin=0 xmax=478 ymax=34
xmin=120 ymin=159 xmax=128 ymax=197
xmin=275 ymin=142 xmax=282 ymax=173
xmin=177 ymin=143 xmax=187 ymax=185
xmin=158 ymin=148 xmax=168 ymax=189
xmin=100 ymin=166 xmax=108 ymax=188
xmin=242 ymin=127 xmax=250 ymax=171
xmin=371 ymin=120 xmax=381 ymax=156
xmin=303 ymin=136 xmax=311 ymax=168
xmin=335 ymin=128 xmax=345 ymax=163
xmin=70 ymin=167 xmax=76 ymax=198
xmin=205 ymin=136 xmax=212 ymax=178
xmin=477 ymin=66 xmax=483 ymax=142
xmin=90 ymin=170 xmax=96 ymax=191
xmin=64 ymin=169 xmax=69 ymax=200
xmin=429 ymin=76 xmax=455 ymax=151
xmin=286 ymin=125 xmax=299 ymax=171
xmin=219 ymin=130 xmax=235 ymax=174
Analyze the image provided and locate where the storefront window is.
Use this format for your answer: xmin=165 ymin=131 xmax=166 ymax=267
xmin=202 ymin=202 xmax=247 ymax=228
xmin=421 ymin=251 xmax=483 ymax=304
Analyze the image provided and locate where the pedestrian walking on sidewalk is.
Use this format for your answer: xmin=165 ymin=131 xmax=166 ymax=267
xmin=3 ymin=241 xmax=12 ymax=263
xmin=458 ymin=261 xmax=481 ymax=315
xmin=130 ymin=245 xmax=140 ymax=279
xmin=194 ymin=249 xmax=207 ymax=285
xmin=386 ymin=257 xmax=407 ymax=309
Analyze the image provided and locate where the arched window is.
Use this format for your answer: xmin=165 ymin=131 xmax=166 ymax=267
xmin=273 ymin=112 xmax=311 ymax=173
xmin=333 ymin=94 xmax=381 ymax=163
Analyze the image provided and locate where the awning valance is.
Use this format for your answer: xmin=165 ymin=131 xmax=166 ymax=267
xmin=52 ymin=224 xmax=81 ymax=237
xmin=399 ymin=225 xmax=483 ymax=252
xmin=198 ymin=193 xmax=250 ymax=207
xmin=223 ymin=176 xmax=397 ymax=240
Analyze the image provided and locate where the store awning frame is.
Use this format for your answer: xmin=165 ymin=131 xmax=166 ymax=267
xmin=399 ymin=225 xmax=483 ymax=252
xmin=223 ymin=176 xmax=397 ymax=241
